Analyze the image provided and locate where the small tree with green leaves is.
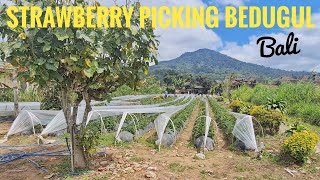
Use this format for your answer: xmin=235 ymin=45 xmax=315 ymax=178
xmin=0 ymin=0 xmax=158 ymax=169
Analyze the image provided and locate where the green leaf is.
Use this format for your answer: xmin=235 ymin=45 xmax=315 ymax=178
xmin=70 ymin=55 xmax=78 ymax=62
xmin=37 ymin=37 xmax=44 ymax=43
xmin=36 ymin=58 xmax=46 ymax=65
xmin=45 ymin=63 xmax=58 ymax=71
xmin=53 ymin=29 xmax=70 ymax=41
xmin=43 ymin=43 xmax=51 ymax=52
xmin=83 ymin=68 xmax=95 ymax=78
xmin=144 ymin=68 xmax=149 ymax=75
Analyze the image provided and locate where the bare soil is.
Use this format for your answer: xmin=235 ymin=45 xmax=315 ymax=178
xmin=0 ymin=105 xmax=319 ymax=180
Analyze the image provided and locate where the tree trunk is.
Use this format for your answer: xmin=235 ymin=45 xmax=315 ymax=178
xmin=71 ymin=103 xmax=87 ymax=169
xmin=61 ymin=87 xmax=87 ymax=170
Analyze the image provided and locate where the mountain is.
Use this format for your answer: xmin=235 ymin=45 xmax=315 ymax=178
xmin=150 ymin=49 xmax=309 ymax=81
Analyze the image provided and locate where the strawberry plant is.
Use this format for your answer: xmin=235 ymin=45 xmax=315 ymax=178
xmin=165 ymin=98 xmax=198 ymax=134
xmin=208 ymin=97 xmax=236 ymax=144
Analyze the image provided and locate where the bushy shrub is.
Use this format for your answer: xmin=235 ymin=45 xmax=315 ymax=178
xmin=228 ymin=99 xmax=242 ymax=113
xmin=266 ymin=98 xmax=287 ymax=113
xmin=239 ymin=103 xmax=252 ymax=115
xmin=40 ymin=84 xmax=62 ymax=110
xmin=0 ymin=89 xmax=13 ymax=102
xmin=249 ymin=106 xmax=285 ymax=135
xmin=231 ymin=83 xmax=320 ymax=126
xmin=282 ymin=130 xmax=319 ymax=163
xmin=231 ymin=85 xmax=254 ymax=102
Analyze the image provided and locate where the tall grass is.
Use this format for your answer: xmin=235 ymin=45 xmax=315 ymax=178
xmin=232 ymin=83 xmax=320 ymax=126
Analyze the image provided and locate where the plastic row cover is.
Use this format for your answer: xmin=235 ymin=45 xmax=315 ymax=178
xmin=0 ymin=102 xmax=41 ymax=116
xmin=231 ymin=112 xmax=258 ymax=151
xmin=114 ymin=96 xmax=194 ymax=142
xmin=42 ymin=95 xmax=186 ymax=136
xmin=203 ymin=98 xmax=212 ymax=150
xmin=154 ymin=96 xmax=195 ymax=149
xmin=5 ymin=110 xmax=59 ymax=137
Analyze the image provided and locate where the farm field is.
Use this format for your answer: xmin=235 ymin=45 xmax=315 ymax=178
xmin=0 ymin=94 xmax=319 ymax=180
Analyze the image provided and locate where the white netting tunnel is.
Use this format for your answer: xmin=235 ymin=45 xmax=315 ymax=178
xmin=231 ymin=112 xmax=258 ymax=151
xmin=1 ymin=94 xmax=190 ymax=144
xmin=40 ymin=95 xmax=185 ymax=136
xmin=0 ymin=110 xmax=59 ymax=143
xmin=154 ymin=96 xmax=195 ymax=149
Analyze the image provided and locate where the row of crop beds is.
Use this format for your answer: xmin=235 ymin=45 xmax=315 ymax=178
xmin=165 ymin=98 xmax=198 ymax=137
xmin=191 ymin=99 xmax=214 ymax=144
xmin=208 ymin=96 xmax=236 ymax=144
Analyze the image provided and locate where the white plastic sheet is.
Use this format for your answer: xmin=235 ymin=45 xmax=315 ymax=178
xmin=0 ymin=102 xmax=41 ymax=116
xmin=5 ymin=110 xmax=59 ymax=137
xmin=154 ymin=96 xmax=194 ymax=149
xmin=203 ymin=98 xmax=212 ymax=150
xmin=42 ymin=96 xmax=187 ymax=136
xmin=231 ymin=112 xmax=258 ymax=151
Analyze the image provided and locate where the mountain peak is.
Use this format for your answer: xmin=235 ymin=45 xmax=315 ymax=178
xmin=150 ymin=49 xmax=307 ymax=81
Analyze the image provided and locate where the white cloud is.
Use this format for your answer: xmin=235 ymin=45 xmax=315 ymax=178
xmin=98 ymin=0 xmax=222 ymax=60
xmin=220 ymin=13 xmax=320 ymax=71
xmin=208 ymin=0 xmax=248 ymax=7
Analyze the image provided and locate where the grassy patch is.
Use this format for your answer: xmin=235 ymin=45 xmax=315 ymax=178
xmin=235 ymin=163 xmax=252 ymax=172
xmin=168 ymin=162 xmax=192 ymax=173
xmin=129 ymin=155 xmax=144 ymax=162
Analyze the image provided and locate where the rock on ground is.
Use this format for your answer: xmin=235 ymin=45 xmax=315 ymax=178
xmin=118 ymin=131 xmax=134 ymax=142
xmin=155 ymin=133 xmax=175 ymax=147
xmin=194 ymin=136 xmax=215 ymax=151
xmin=235 ymin=139 xmax=246 ymax=151
xmin=145 ymin=171 xmax=156 ymax=179
xmin=194 ymin=152 xmax=205 ymax=160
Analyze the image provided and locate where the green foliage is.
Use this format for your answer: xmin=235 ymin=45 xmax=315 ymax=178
xmin=0 ymin=89 xmax=13 ymax=102
xmin=166 ymin=98 xmax=197 ymax=133
xmin=80 ymin=124 xmax=101 ymax=157
xmin=139 ymin=95 xmax=174 ymax=105
xmin=266 ymin=98 xmax=287 ymax=113
xmin=192 ymin=100 xmax=214 ymax=142
xmin=232 ymin=83 xmax=320 ymax=126
xmin=228 ymin=99 xmax=242 ymax=113
xmin=40 ymin=84 xmax=61 ymax=110
xmin=249 ymin=106 xmax=285 ymax=135
xmin=208 ymin=97 xmax=236 ymax=143
xmin=0 ymin=88 xmax=41 ymax=102
xmin=282 ymin=130 xmax=319 ymax=163
xmin=285 ymin=122 xmax=306 ymax=136
xmin=102 ymin=116 xmax=120 ymax=132
xmin=123 ymin=114 xmax=159 ymax=135
xmin=111 ymin=76 xmax=165 ymax=98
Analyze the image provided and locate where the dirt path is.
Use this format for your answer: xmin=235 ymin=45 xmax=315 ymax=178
xmin=174 ymin=103 xmax=200 ymax=150
xmin=2 ymin=101 xmax=319 ymax=180
xmin=207 ymin=103 xmax=226 ymax=150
